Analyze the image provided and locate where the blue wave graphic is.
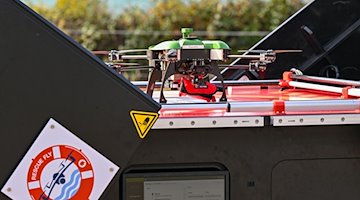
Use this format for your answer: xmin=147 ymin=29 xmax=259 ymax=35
xmin=55 ymin=169 xmax=81 ymax=200
xmin=65 ymin=177 xmax=80 ymax=199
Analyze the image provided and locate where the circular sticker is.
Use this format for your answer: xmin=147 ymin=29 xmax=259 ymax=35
xmin=27 ymin=145 xmax=94 ymax=200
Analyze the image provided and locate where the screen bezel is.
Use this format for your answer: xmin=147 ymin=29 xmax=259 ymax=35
xmin=122 ymin=170 xmax=230 ymax=200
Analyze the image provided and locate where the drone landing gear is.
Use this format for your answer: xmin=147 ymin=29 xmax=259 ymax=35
xmin=146 ymin=62 xmax=176 ymax=103
xmin=209 ymin=61 xmax=227 ymax=102
xmin=159 ymin=62 xmax=176 ymax=103
xmin=146 ymin=66 xmax=162 ymax=97
xmin=146 ymin=61 xmax=227 ymax=103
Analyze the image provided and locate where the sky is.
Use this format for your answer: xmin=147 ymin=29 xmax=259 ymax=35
xmin=23 ymin=0 xmax=150 ymax=13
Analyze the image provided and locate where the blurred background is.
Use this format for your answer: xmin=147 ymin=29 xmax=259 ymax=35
xmin=22 ymin=0 xmax=308 ymax=80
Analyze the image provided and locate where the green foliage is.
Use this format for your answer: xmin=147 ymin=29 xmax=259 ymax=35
xmin=28 ymin=0 xmax=115 ymax=50
xmin=26 ymin=0 xmax=304 ymax=50
xmin=116 ymin=0 xmax=304 ymax=50
xmin=25 ymin=0 xmax=304 ymax=80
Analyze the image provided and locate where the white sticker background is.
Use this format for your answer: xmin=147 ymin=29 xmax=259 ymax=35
xmin=1 ymin=118 xmax=119 ymax=200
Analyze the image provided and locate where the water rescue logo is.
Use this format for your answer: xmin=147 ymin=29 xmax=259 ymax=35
xmin=27 ymin=145 xmax=94 ymax=200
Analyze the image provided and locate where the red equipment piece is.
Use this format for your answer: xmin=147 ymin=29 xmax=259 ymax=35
xmin=180 ymin=77 xmax=218 ymax=102
xmin=273 ymin=100 xmax=285 ymax=114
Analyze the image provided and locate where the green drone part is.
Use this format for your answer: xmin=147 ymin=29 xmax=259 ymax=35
xmin=150 ymin=28 xmax=230 ymax=51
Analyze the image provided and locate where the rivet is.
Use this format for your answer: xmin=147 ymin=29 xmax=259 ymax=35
xmin=169 ymin=121 xmax=174 ymax=126
xmin=50 ymin=125 xmax=55 ymax=129
xmin=341 ymin=117 xmax=345 ymax=122
xmin=320 ymin=118 xmax=324 ymax=122
xmin=255 ymin=119 xmax=259 ymax=124
xmin=212 ymin=120 xmax=217 ymax=125
xmin=109 ymin=168 xmax=114 ymax=172
xmin=191 ymin=121 xmax=195 ymax=126
xmin=234 ymin=120 xmax=238 ymax=124
xmin=278 ymin=119 xmax=283 ymax=123
xmin=7 ymin=187 xmax=11 ymax=192
xmin=299 ymin=118 xmax=304 ymax=123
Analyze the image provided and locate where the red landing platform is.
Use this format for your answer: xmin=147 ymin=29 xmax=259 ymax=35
xmin=156 ymin=85 xmax=360 ymax=118
xmin=144 ymin=75 xmax=360 ymax=129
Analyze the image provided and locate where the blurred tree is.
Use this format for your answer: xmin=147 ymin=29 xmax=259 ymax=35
xmin=27 ymin=0 xmax=304 ymax=50
xmin=29 ymin=0 xmax=116 ymax=50
xmin=261 ymin=0 xmax=303 ymax=30
xmin=116 ymin=0 xmax=304 ymax=50
xmin=25 ymin=0 xmax=304 ymax=80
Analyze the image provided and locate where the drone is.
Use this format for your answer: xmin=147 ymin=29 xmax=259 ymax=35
xmin=94 ymin=28 xmax=301 ymax=103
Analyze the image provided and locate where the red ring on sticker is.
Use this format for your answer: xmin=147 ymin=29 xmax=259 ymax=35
xmin=27 ymin=145 xmax=94 ymax=200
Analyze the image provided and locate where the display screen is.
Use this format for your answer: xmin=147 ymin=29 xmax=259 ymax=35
xmin=123 ymin=172 xmax=228 ymax=200
xmin=178 ymin=49 xmax=210 ymax=60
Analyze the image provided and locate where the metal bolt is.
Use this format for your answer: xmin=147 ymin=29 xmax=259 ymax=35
xmin=191 ymin=121 xmax=195 ymax=126
xmin=278 ymin=119 xmax=283 ymax=124
xmin=341 ymin=117 xmax=345 ymax=122
xmin=212 ymin=120 xmax=217 ymax=125
xmin=234 ymin=120 xmax=238 ymax=124
xmin=169 ymin=121 xmax=174 ymax=126
xmin=299 ymin=118 xmax=304 ymax=123
xmin=7 ymin=187 xmax=11 ymax=192
xmin=320 ymin=118 xmax=324 ymax=122
xmin=50 ymin=125 xmax=55 ymax=129
xmin=109 ymin=168 xmax=114 ymax=172
xmin=255 ymin=119 xmax=259 ymax=124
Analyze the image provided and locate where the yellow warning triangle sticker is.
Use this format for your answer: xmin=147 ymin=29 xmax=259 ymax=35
xmin=130 ymin=110 xmax=159 ymax=139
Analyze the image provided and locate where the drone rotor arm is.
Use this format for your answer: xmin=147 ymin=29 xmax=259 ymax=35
xmin=237 ymin=49 xmax=303 ymax=54
xmin=120 ymin=55 xmax=148 ymax=60
xmin=228 ymin=54 xmax=262 ymax=59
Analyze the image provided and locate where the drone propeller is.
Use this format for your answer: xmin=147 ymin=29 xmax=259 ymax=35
xmin=218 ymin=64 xmax=250 ymax=69
xmin=112 ymin=65 xmax=154 ymax=71
xmin=237 ymin=49 xmax=303 ymax=54
xmin=228 ymin=49 xmax=302 ymax=64
xmin=106 ymin=62 xmax=141 ymax=66
xmin=92 ymin=49 xmax=148 ymax=55
xmin=92 ymin=50 xmax=110 ymax=55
